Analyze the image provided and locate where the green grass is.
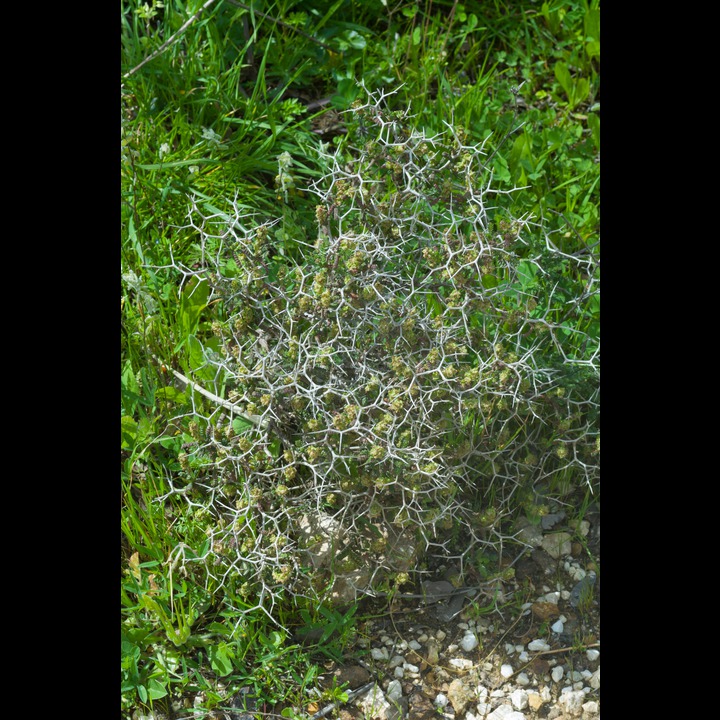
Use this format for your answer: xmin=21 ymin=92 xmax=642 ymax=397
xmin=121 ymin=1 xmax=599 ymax=715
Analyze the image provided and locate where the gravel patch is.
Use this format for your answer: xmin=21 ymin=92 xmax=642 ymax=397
xmin=310 ymin=507 xmax=600 ymax=720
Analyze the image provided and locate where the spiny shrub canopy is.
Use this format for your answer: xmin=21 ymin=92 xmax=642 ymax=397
xmin=162 ymin=87 xmax=599 ymax=611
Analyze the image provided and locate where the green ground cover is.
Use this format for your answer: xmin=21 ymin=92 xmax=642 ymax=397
xmin=121 ymin=1 xmax=599 ymax=716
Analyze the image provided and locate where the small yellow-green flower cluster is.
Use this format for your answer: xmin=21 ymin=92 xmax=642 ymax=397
xmin=305 ymin=445 xmax=322 ymax=463
xmin=390 ymin=355 xmax=411 ymax=378
xmin=332 ymin=404 xmax=359 ymax=430
xmin=346 ymin=251 xmax=368 ymax=275
xmin=234 ymin=306 xmax=254 ymax=334
xmin=460 ymin=366 xmax=480 ymax=388
xmin=385 ymin=388 xmax=404 ymax=414
xmin=272 ymin=564 xmax=292 ymax=584
xmin=442 ymin=364 xmax=457 ymax=379
xmin=315 ymin=204 xmax=328 ymax=226
xmin=369 ymin=443 xmax=385 ymax=460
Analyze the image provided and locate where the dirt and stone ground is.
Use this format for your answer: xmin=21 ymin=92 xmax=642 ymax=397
xmin=309 ymin=504 xmax=600 ymax=720
xmin=141 ymin=502 xmax=599 ymax=720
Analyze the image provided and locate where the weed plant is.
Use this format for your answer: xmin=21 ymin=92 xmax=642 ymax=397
xmin=121 ymin=1 xmax=599 ymax=715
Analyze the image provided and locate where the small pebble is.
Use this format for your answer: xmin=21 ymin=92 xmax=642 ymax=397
xmin=510 ymin=689 xmax=528 ymax=710
xmin=450 ymin=658 xmax=474 ymax=670
xmin=386 ymin=680 xmax=402 ymax=702
xmin=500 ymin=663 xmax=514 ymax=678
xmin=569 ymin=565 xmax=587 ymax=582
xmin=586 ymin=649 xmax=600 ymax=661
xmin=434 ymin=693 xmax=448 ymax=708
xmin=460 ymin=633 xmax=479 ymax=651
xmin=551 ymin=666 xmax=564 ymax=682
xmin=528 ymin=639 xmax=550 ymax=652
xmin=570 ymin=571 xmax=597 ymax=608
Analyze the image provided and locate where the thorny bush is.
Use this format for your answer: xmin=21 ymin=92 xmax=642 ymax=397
xmin=156 ymin=87 xmax=599 ymax=617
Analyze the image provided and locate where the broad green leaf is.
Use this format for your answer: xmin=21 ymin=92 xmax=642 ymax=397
xmin=554 ymin=62 xmax=573 ymax=101
xmin=425 ymin=293 xmax=444 ymax=318
xmin=516 ymin=260 xmax=538 ymax=290
xmin=127 ymin=213 xmax=144 ymax=265
xmin=584 ymin=8 xmax=600 ymax=60
xmin=541 ymin=1 xmax=565 ymax=35
xmin=208 ymin=643 xmax=234 ymax=676
xmin=571 ymin=78 xmax=590 ymax=108
xmin=187 ymin=335 xmax=206 ymax=373
xmin=268 ymin=437 xmax=282 ymax=458
xmin=158 ymin=435 xmax=182 ymax=451
xmin=121 ymin=677 xmax=139 ymax=693
xmin=508 ymin=132 xmax=535 ymax=182
xmin=177 ymin=277 xmax=209 ymax=347
xmin=156 ymin=385 xmax=187 ymax=403
xmin=121 ymin=360 xmax=142 ymax=413
xmin=342 ymin=30 xmax=366 ymax=50
xmin=121 ymin=416 xmax=138 ymax=449
xmin=220 ymin=258 xmax=238 ymax=278
xmin=491 ymin=153 xmax=511 ymax=184
xmin=232 ymin=416 xmax=255 ymax=434
xmin=147 ymin=678 xmax=168 ymax=700
xmin=334 ymin=77 xmax=360 ymax=107
xmin=587 ymin=113 xmax=600 ymax=152
xmin=167 ymin=625 xmax=191 ymax=647
xmin=206 ymin=622 xmax=233 ymax=637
